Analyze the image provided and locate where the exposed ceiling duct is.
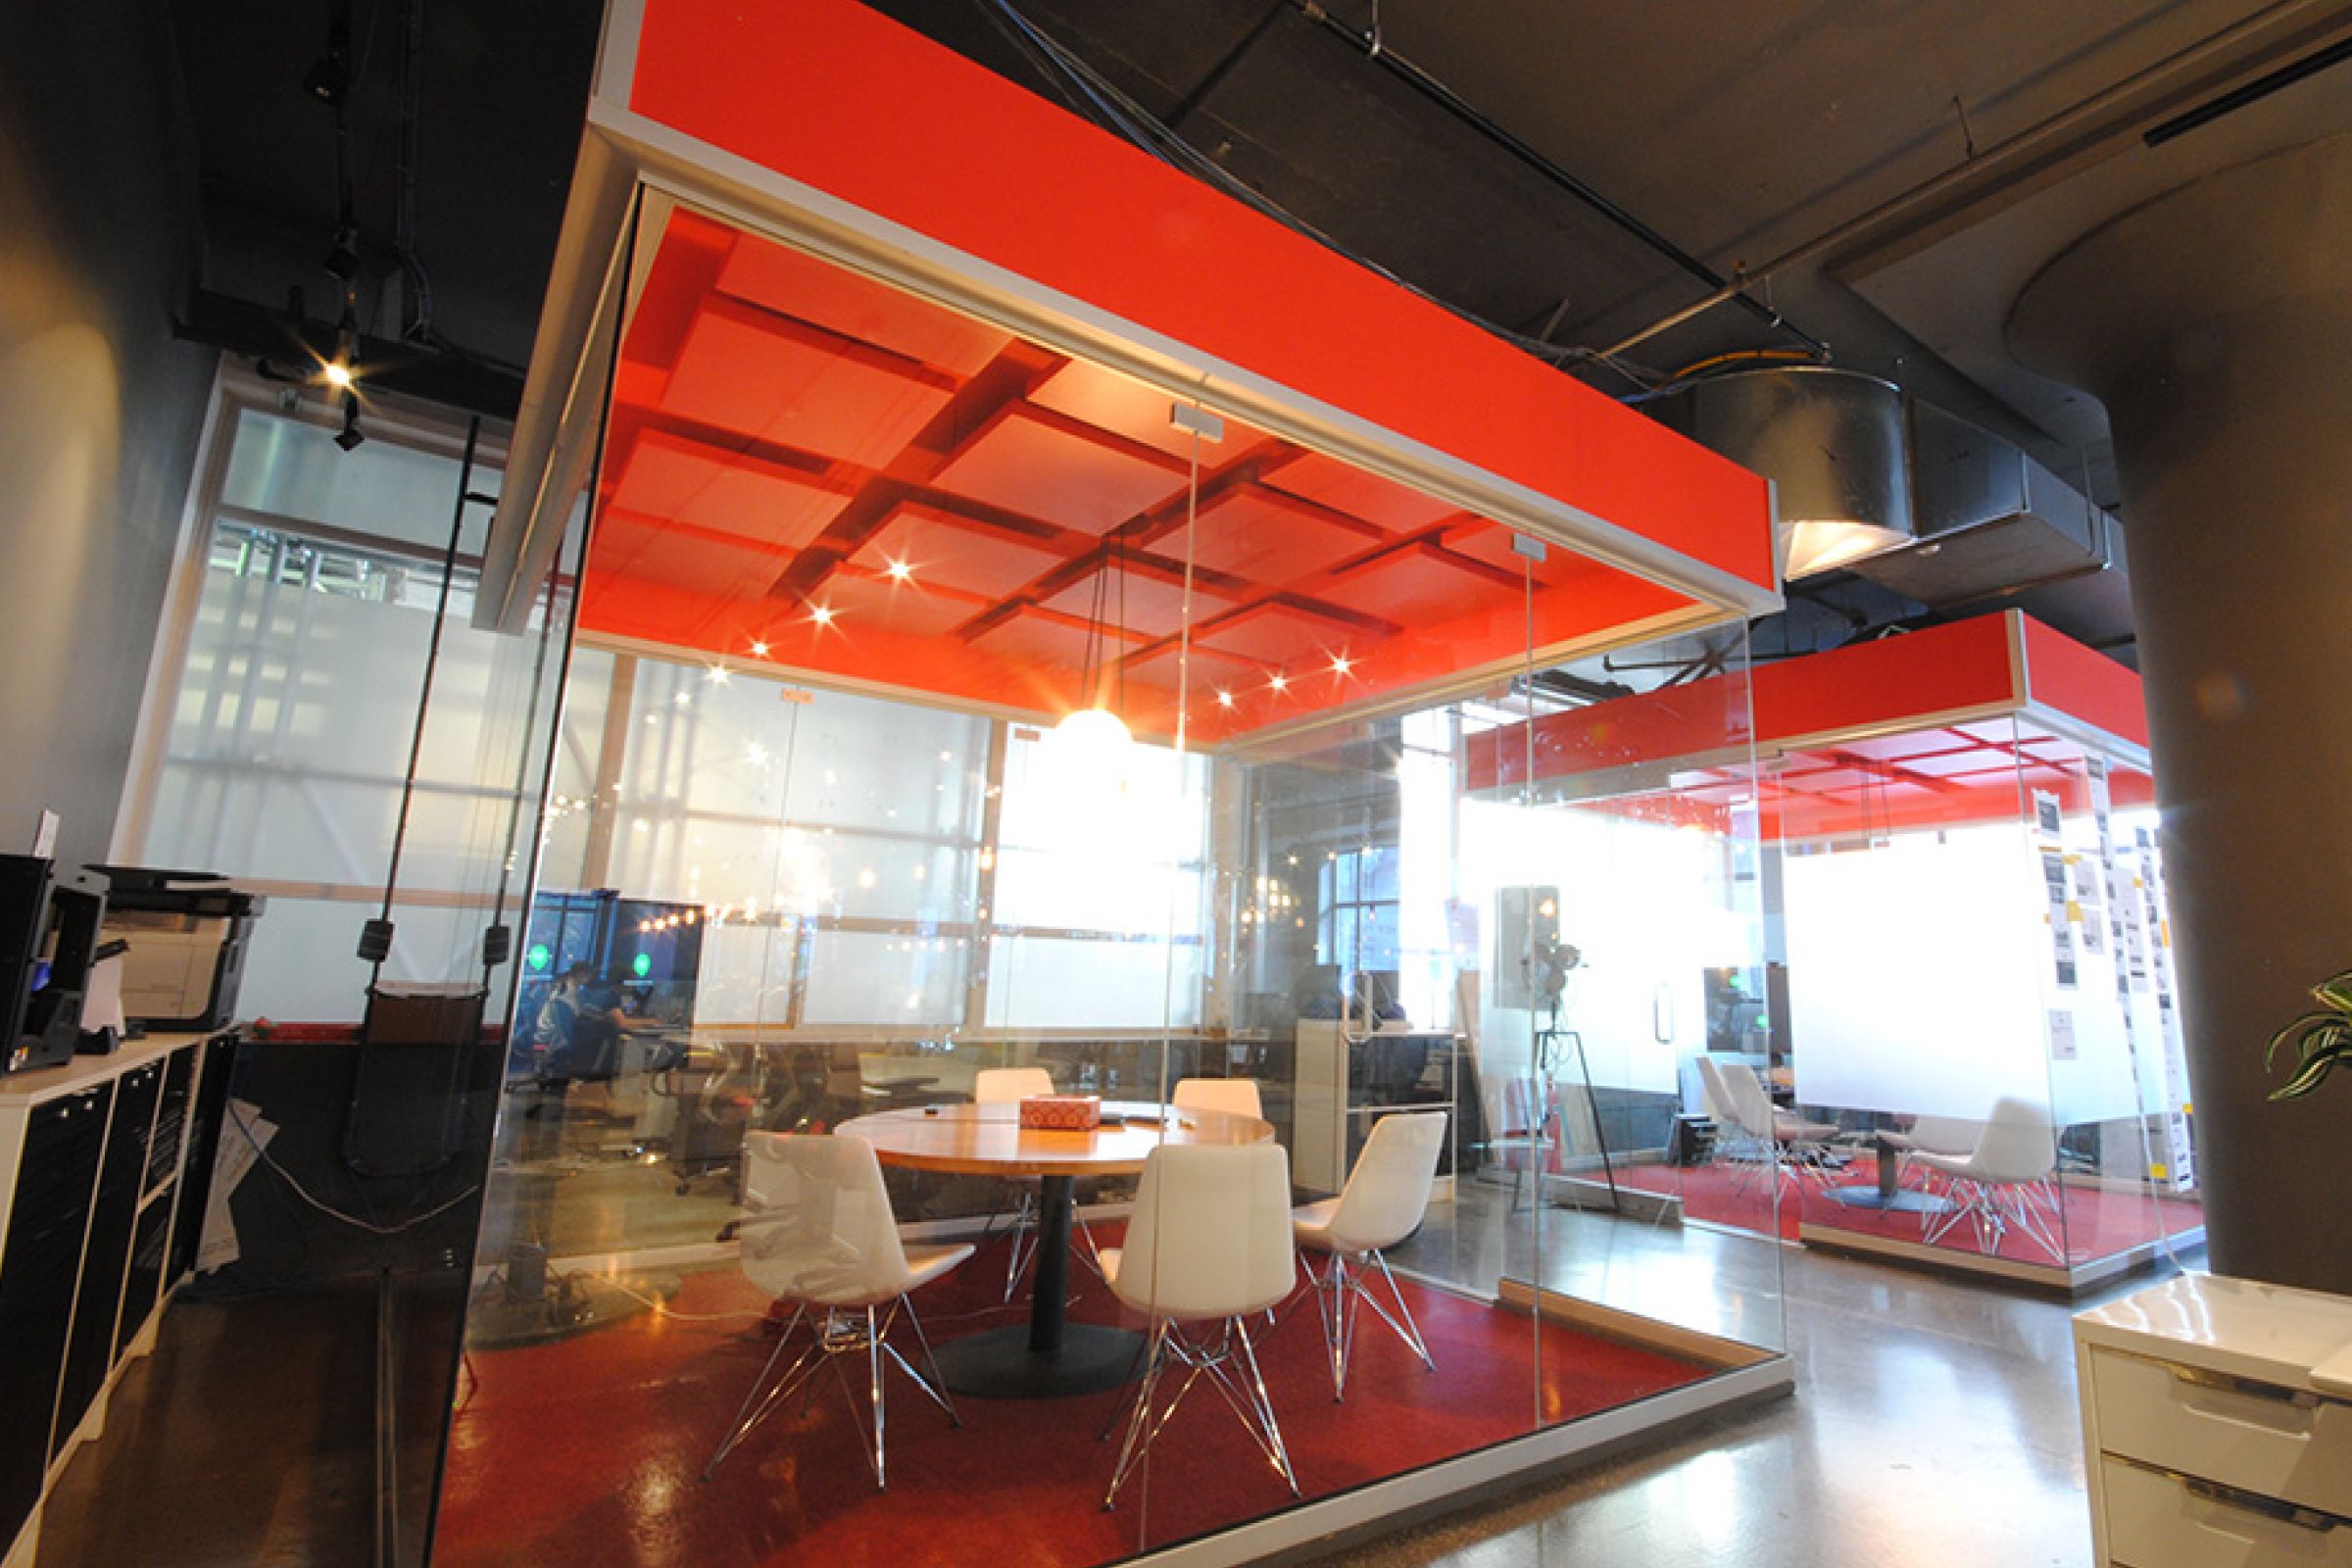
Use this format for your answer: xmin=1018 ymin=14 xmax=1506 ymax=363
xmin=1646 ymin=368 xmax=1915 ymax=579
xmin=1643 ymin=366 xmax=2132 ymax=660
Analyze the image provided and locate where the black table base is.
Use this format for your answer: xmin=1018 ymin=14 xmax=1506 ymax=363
xmin=932 ymin=1171 xmax=1145 ymax=1398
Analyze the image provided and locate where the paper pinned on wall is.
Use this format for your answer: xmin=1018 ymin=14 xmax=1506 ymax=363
xmin=2048 ymin=1008 xmax=2078 ymax=1062
xmin=2032 ymin=789 xmax=2064 ymax=842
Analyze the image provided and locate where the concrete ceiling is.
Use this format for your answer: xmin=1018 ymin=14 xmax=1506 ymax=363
xmin=167 ymin=0 xmax=2352 ymax=663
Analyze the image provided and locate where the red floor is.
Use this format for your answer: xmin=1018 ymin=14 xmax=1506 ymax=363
xmin=434 ymin=1233 xmax=1710 ymax=1568
xmin=1609 ymin=1156 xmax=2202 ymax=1266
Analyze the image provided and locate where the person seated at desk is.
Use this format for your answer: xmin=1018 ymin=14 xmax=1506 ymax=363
xmin=538 ymin=963 xmax=636 ymax=1082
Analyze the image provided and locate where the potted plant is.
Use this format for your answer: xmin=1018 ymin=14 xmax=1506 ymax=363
xmin=2268 ymin=970 xmax=2352 ymax=1099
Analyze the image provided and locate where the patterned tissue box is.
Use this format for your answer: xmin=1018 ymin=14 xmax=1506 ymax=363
xmin=1018 ymin=1094 xmax=1102 ymax=1132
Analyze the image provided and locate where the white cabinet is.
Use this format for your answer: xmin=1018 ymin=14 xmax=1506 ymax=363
xmin=2078 ymin=1273 xmax=2352 ymax=1566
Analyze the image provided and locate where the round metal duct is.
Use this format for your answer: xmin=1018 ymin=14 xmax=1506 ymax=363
xmin=1648 ymin=367 xmax=1914 ymax=579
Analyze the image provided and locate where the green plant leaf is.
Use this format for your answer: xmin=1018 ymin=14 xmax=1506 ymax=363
xmin=2268 ymin=1013 xmax=2341 ymax=1068
xmin=2272 ymin=1037 xmax=2352 ymax=1101
xmin=2316 ymin=975 xmax=2352 ymax=1015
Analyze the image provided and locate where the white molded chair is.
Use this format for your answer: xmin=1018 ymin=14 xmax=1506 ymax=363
xmin=1101 ymin=1141 xmax=1299 ymax=1509
xmin=1881 ymin=1114 xmax=1980 ymax=1194
xmin=973 ymin=1066 xmax=1100 ymax=1298
xmin=1914 ymin=1098 xmax=2062 ymax=1259
xmin=1292 ymin=1109 xmax=1446 ymax=1400
xmin=1170 ymin=1076 xmax=1263 ymax=1121
xmin=1719 ymin=1060 xmax=1838 ymax=1186
xmin=703 ymin=1132 xmax=970 ymax=1490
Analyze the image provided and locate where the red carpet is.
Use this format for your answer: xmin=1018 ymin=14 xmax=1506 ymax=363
xmin=1609 ymin=1157 xmax=2202 ymax=1266
xmin=434 ymin=1232 xmax=1710 ymax=1567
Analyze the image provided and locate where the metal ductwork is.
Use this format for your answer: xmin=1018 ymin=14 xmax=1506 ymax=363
xmin=1644 ymin=367 xmax=2132 ymax=659
xmin=1647 ymin=368 xmax=1914 ymax=578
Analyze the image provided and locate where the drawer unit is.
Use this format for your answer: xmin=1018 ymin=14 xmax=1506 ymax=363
xmin=2101 ymin=1456 xmax=2352 ymax=1568
xmin=2080 ymin=1274 xmax=2352 ymax=1568
xmin=2089 ymin=1346 xmax=2352 ymax=1518
xmin=0 ymin=1034 xmax=225 ymax=1568
xmin=0 ymin=1085 xmax=110 ymax=1553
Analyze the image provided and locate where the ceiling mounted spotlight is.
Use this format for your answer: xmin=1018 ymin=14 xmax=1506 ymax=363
xmin=304 ymin=6 xmax=354 ymax=105
xmin=335 ymin=391 xmax=365 ymax=452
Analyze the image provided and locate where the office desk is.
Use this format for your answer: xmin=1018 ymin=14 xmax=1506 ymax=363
xmin=837 ymin=1100 xmax=1270 ymax=1397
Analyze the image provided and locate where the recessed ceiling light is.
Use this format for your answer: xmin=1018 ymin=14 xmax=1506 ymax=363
xmin=809 ymin=604 xmax=837 ymax=627
xmin=1330 ymin=656 xmax=1353 ymax=677
xmin=1268 ymin=674 xmax=1289 ymax=693
xmin=749 ymin=640 xmax=770 ymax=658
xmin=321 ymin=361 xmax=354 ymax=390
xmin=1214 ymin=689 xmax=1235 ymax=708
xmin=706 ymin=665 xmax=731 ymax=685
xmin=885 ymin=559 xmax=914 ymax=583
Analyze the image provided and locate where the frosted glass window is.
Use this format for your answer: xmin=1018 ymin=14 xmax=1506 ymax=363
xmin=220 ymin=407 xmax=501 ymax=551
xmin=802 ymin=929 xmax=967 ymax=1027
xmin=985 ymin=935 xmax=1203 ymax=1029
xmin=1784 ymin=823 xmax=2053 ymax=1119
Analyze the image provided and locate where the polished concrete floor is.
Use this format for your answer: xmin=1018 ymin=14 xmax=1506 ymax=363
xmin=1319 ymin=1228 xmax=2197 ymax=1568
xmin=39 ymin=1186 xmax=2190 ymax=1568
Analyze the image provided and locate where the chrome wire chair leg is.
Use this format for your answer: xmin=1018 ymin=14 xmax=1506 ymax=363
xmin=1104 ymin=1320 xmax=1172 ymax=1509
xmin=1309 ymin=1252 xmax=1352 ymax=1400
xmin=1003 ymin=1189 xmax=1040 ymax=1302
xmin=865 ymin=1305 xmax=888 ymax=1489
xmin=2003 ymin=1184 xmax=2065 ymax=1262
xmin=1921 ymin=1180 xmax=1980 ymax=1247
xmin=702 ymin=1304 xmax=816 ymax=1480
xmin=895 ymin=1297 xmax=959 ymax=1428
xmin=1232 ymin=1315 xmax=1298 ymax=1496
xmin=1365 ymin=1250 xmax=1435 ymax=1371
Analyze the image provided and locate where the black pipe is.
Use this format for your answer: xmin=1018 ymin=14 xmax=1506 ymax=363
xmin=1291 ymin=2 xmax=1831 ymax=361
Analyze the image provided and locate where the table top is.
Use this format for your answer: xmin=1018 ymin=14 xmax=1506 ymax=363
xmin=837 ymin=1100 xmax=1271 ymax=1178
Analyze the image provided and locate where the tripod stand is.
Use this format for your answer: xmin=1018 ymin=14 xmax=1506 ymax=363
xmin=1535 ymin=998 xmax=1621 ymax=1214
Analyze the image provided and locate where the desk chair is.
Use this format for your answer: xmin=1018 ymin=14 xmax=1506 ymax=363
xmin=1170 ymin=1076 xmax=1263 ymax=1121
xmin=1292 ymin=1109 xmax=1446 ymax=1400
xmin=974 ymin=1066 xmax=1101 ymax=1298
xmin=1914 ymin=1098 xmax=2062 ymax=1260
xmin=704 ymin=1132 xmax=969 ymax=1490
xmin=1101 ymin=1141 xmax=1298 ymax=1509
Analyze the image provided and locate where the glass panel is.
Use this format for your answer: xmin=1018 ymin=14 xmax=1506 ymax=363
xmin=437 ymin=202 xmax=1786 ymax=1568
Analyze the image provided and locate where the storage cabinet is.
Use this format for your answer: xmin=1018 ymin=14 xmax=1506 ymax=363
xmin=0 ymin=1035 xmax=228 ymax=1568
xmin=2077 ymin=1272 xmax=2352 ymax=1567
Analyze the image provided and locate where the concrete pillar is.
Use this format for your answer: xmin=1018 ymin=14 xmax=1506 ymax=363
xmin=2011 ymin=130 xmax=2352 ymax=1295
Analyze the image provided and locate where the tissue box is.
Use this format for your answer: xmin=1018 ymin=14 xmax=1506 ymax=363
xmin=1018 ymin=1094 xmax=1102 ymax=1132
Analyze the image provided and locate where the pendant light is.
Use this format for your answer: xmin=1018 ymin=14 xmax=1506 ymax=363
xmin=1048 ymin=532 xmax=1133 ymax=783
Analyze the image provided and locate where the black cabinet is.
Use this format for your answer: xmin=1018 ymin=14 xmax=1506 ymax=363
xmin=0 ymin=1083 xmax=110 ymax=1551
xmin=170 ymin=1034 xmax=236 ymax=1285
xmin=54 ymin=1060 xmax=162 ymax=1460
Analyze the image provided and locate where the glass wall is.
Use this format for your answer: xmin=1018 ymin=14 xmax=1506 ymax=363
xmin=1774 ymin=718 xmax=2199 ymax=1276
xmin=430 ymin=200 xmax=1784 ymax=1566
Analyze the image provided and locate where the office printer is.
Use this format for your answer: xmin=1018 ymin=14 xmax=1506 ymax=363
xmin=87 ymin=865 xmax=267 ymax=1032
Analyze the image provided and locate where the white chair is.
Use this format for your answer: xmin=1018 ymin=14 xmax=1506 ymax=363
xmin=1719 ymin=1060 xmax=1839 ymax=1186
xmin=972 ymin=1066 xmax=1102 ymax=1298
xmin=1101 ymin=1141 xmax=1299 ymax=1509
xmin=1170 ymin=1076 xmax=1263 ymax=1120
xmin=703 ymin=1132 xmax=970 ymax=1490
xmin=1914 ymin=1098 xmax=2062 ymax=1259
xmin=1881 ymin=1113 xmax=1979 ymax=1194
xmin=1291 ymin=1109 xmax=1446 ymax=1400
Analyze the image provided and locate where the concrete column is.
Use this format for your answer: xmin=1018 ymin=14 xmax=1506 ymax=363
xmin=2011 ymin=130 xmax=2352 ymax=1295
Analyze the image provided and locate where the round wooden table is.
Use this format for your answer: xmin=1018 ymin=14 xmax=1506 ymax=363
xmin=837 ymin=1099 xmax=1272 ymax=1397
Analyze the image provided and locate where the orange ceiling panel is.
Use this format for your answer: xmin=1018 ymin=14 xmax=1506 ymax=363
xmin=588 ymin=514 xmax=793 ymax=595
xmin=661 ymin=304 xmax=956 ymax=467
xmin=1193 ymin=600 xmax=1379 ymax=666
xmin=1260 ymin=449 xmax=1465 ymax=533
xmin=1028 ymin=358 xmax=1274 ymax=464
xmin=712 ymin=235 xmax=1012 ymax=377
xmin=813 ymin=566 xmax=991 ymax=639
xmin=964 ymin=604 xmax=1151 ymax=672
xmin=1039 ymin=562 xmax=1242 ymax=639
xmin=1179 ymin=486 xmax=1384 ymax=582
xmin=930 ymin=406 xmax=1190 ymax=535
xmin=1325 ymin=543 xmax=1521 ymax=625
xmin=843 ymin=502 xmax=1067 ymax=600
xmin=607 ymin=428 xmax=849 ymax=550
